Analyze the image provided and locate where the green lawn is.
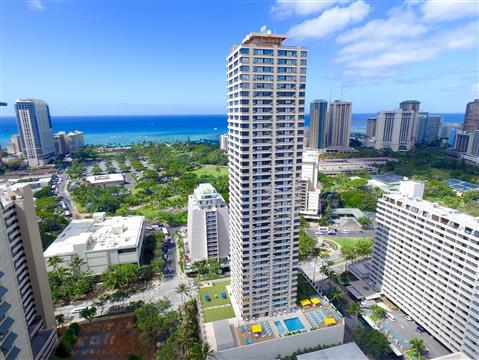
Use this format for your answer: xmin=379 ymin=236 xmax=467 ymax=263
xmin=329 ymin=237 xmax=373 ymax=249
xmin=203 ymin=305 xmax=235 ymax=323
xmin=193 ymin=166 xmax=228 ymax=177
xmin=198 ymin=280 xmax=231 ymax=308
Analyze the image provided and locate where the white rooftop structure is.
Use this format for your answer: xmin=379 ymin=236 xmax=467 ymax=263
xmin=86 ymin=173 xmax=124 ymax=186
xmin=297 ymin=342 xmax=368 ymax=360
xmin=44 ymin=212 xmax=145 ymax=274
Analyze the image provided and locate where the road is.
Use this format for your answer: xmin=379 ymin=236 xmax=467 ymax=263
xmin=56 ymin=172 xmax=81 ymax=218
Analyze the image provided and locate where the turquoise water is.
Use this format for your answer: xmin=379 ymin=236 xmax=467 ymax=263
xmin=274 ymin=320 xmax=287 ymax=335
xmin=0 ymin=113 xmax=464 ymax=146
xmin=283 ymin=317 xmax=305 ymax=332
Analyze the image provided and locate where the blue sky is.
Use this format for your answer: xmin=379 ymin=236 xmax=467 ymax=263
xmin=0 ymin=0 xmax=477 ymax=115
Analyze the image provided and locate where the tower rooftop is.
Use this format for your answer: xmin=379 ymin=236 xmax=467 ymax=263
xmin=241 ymin=32 xmax=287 ymax=46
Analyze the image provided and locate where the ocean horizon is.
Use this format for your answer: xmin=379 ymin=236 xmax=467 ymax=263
xmin=0 ymin=113 xmax=465 ymax=146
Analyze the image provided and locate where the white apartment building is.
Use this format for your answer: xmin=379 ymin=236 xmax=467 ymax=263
xmin=0 ymin=184 xmax=58 ymax=360
xmin=300 ymin=149 xmax=321 ymax=219
xmin=54 ymin=130 xmax=85 ymax=155
xmin=372 ymin=109 xmax=418 ymax=151
xmin=44 ymin=212 xmax=145 ymax=275
xmin=371 ymin=181 xmax=479 ymax=358
xmin=6 ymin=134 xmax=22 ymax=156
xmin=219 ymin=134 xmax=229 ymax=152
xmin=187 ymin=183 xmax=229 ymax=262
xmin=227 ymin=31 xmax=306 ymax=318
xmin=15 ymin=99 xmax=56 ymax=167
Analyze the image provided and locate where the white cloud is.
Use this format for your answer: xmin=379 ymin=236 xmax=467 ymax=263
xmin=271 ymin=0 xmax=349 ymax=18
xmin=336 ymin=11 xmax=428 ymax=44
xmin=288 ymin=0 xmax=371 ymax=39
xmin=27 ymin=0 xmax=45 ymax=11
xmin=421 ymin=0 xmax=479 ymax=22
xmin=336 ymin=21 xmax=478 ymax=77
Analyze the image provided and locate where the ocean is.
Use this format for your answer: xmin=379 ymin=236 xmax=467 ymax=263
xmin=0 ymin=113 xmax=464 ymax=146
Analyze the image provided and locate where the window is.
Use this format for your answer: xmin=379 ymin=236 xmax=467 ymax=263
xmin=253 ymin=49 xmax=274 ymax=55
xmin=240 ymin=48 xmax=249 ymax=54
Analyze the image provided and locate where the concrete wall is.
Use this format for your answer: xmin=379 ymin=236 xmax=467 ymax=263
xmin=215 ymin=323 xmax=345 ymax=360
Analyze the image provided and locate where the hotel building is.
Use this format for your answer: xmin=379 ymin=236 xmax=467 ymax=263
xmin=308 ymin=100 xmax=328 ymax=150
xmin=300 ymin=149 xmax=321 ymax=219
xmin=187 ymin=183 xmax=229 ymax=262
xmin=227 ymin=31 xmax=306 ymax=318
xmin=15 ymin=99 xmax=56 ymax=167
xmin=371 ymin=181 xmax=479 ymax=358
xmin=325 ymin=100 xmax=352 ymax=149
xmin=0 ymin=184 xmax=58 ymax=359
xmin=372 ymin=109 xmax=418 ymax=152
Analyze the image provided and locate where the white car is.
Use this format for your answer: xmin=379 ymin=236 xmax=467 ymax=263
xmin=406 ymin=315 xmax=413 ymax=321
xmin=340 ymin=230 xmax=351 ymax=234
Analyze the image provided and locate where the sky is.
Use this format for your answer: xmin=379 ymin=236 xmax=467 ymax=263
xmin=0 ymin=0 xmax=478 ymax=115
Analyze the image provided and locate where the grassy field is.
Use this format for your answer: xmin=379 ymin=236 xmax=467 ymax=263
xmin=203 ymin=306 xmax=236 ymax=323
xmin=198 ymin=279 xmax=231 ymax=308
xmin=193 ymin=166 xmax=228 ymax=177
xmin=330 ymin=237 xmax=373 ymax=249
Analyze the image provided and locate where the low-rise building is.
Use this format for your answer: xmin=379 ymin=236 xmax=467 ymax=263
xmin=318 ymin=157 xmax=394 ymax=175
xmin=187 ymin=183 xmax=229 ymax=262
xmin=44 ymin=212 xmax=145 ymax=275
xmin=367 ymin=173 xmax=404 ymax=193
xmin=86 ymin=173 xmax=124 ymax=186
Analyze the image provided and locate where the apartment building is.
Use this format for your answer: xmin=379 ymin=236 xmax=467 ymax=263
xmin=0 ymin=184 xmax=58 ymax=360
xmin=371 ymin=181 xmax=479 ymax=358
xmin=416 ymin=113 xmax=442 ymax=144
xmin=308 ymin=100 xmax=328 ymax=150
xmin=187 ymin=183 xmax=229 ymax=262
xmin=463 ymin=99 xmax=479 ymax=133
xmin=366 ymin=118 xmax=377 ymax=138
xmin=6 ymin=135 xmax=22 ymax=156
xmin=227 ymin=31 xmax=305 ymax=318
xmin=219 ymin=134 xmax=229 ymax=152
xmin=54 ymin=130 xmax=85 ymax=155
xmin=326 ymin=100 xmax=352 ymax=149
xmin=15 ymin=99 xmax=56 ymax=167
xmin=300 ymin=149 xmax=321 ymax=219
xmin=372 ymin=109 xmax=418 ymax=151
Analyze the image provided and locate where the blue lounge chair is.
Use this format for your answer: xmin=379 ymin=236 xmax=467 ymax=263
xmin=221 ymin=292 xmax=227 ymax=299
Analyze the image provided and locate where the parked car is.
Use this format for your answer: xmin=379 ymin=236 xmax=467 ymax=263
xmin=416 ymin=324 xmax=426 ymax=333
xmin=406 ymin=315 xmax=413 ymax=321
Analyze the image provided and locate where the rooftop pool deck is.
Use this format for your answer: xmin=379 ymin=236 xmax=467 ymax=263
xmin=232 ymin=297 xmax=343 ymax=347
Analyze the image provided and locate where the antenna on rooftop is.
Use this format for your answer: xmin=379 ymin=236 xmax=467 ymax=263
xmin=260 ymin=25 xmax=267 ymax=33
xmin=340 ymin=81 xmax=344 ymax=100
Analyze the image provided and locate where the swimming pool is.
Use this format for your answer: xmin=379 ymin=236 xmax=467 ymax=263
xmin=274 ymin=320 xmax=287 ymax=335
xmin=283 ymin=317 xmax=305 ymax=332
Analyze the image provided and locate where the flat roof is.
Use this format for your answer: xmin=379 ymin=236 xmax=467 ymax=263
xmin=297 ymin=342 xmax=368 ymax=360
xmin=443 ymin=179 xmax=479 ymax=192
xmin=86 ymin=173 xmax=124 ymax=184
xmin=372 ymin=173 xmax=404 ymax=185
xmin=44 ymin=215 xmax=144 ymax=257
xmin=212 ymin=320 xmax=235 ymax=351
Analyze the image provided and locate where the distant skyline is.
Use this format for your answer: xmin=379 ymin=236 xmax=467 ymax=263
xmin=0 ymin=0 xmax=477 ymax=116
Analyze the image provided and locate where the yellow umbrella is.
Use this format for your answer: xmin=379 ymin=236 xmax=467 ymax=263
xmin=310 ymin=297 xmax=320 ymax=305
xmin=252 ymin=324 xmax=262 ymax=333
xmin=300 ymin=299 xmax=312 ymax=306
xmin=324 ymin=318 xmax=336 ymax=326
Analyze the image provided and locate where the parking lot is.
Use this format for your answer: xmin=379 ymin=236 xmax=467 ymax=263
xmin=370 ymin=308 xmax=450 ymax=358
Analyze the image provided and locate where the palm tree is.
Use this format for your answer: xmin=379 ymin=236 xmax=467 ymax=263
xmin=70 ymin=255 xmax=86 ymax=276
xmin=410 ymin=338 xmax=426 ymax=359
xmin=175 ymin=283 xmax=190 ymax=307
xmin=198 ymin=342 xmax=215 ymax=360
xmin=346 ymin=302 xmax=362 ymax=329
xmin=48 ymin=256 xmax=62 ymax=271
xmin=329 ymin=286 xmax=343 ymax=305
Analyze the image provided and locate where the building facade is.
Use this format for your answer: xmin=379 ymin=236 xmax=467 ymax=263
xmin=219 ymin=134 xmax=229 ymax=152
xmin=399 ymin=100 xmax=420 ymax=112
xmin=6 ymin=134 xmax=22 ymax=156
xmin=44 ymin=213 xmax=145 ymax=275
xmin=416 ymin=113 xmax=442 ymax=144
xmin=308 ymin=100 xmax=328 ymax=150
xmin=299 ymin=149 xmax=321 ymax=219
xmin=54 ymin=130 xmax=85 ymax=155
xmin=325 ymin=100 xmax=352 ymax=149
xmin=373 ymin=109 xmax=418 ymax=151
xmin=371 ymin=181 xmax=479 ymax=359
xmin=227 ymin=31 xmax=305 ymax=318
xmin=463 ymin=99 xmax=479 ymax=133
xmin=15 ymin=99 xmax=55 ymax=167
xmin=453 ymin=131 xmax=474 ymax=153
xmin=0 ymin=184 xmax=58 ymax=360
xmin=366 ymin=118 xmax=377 ymax=138
xmin=187 ymin=183 xmax=229 ymax=262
